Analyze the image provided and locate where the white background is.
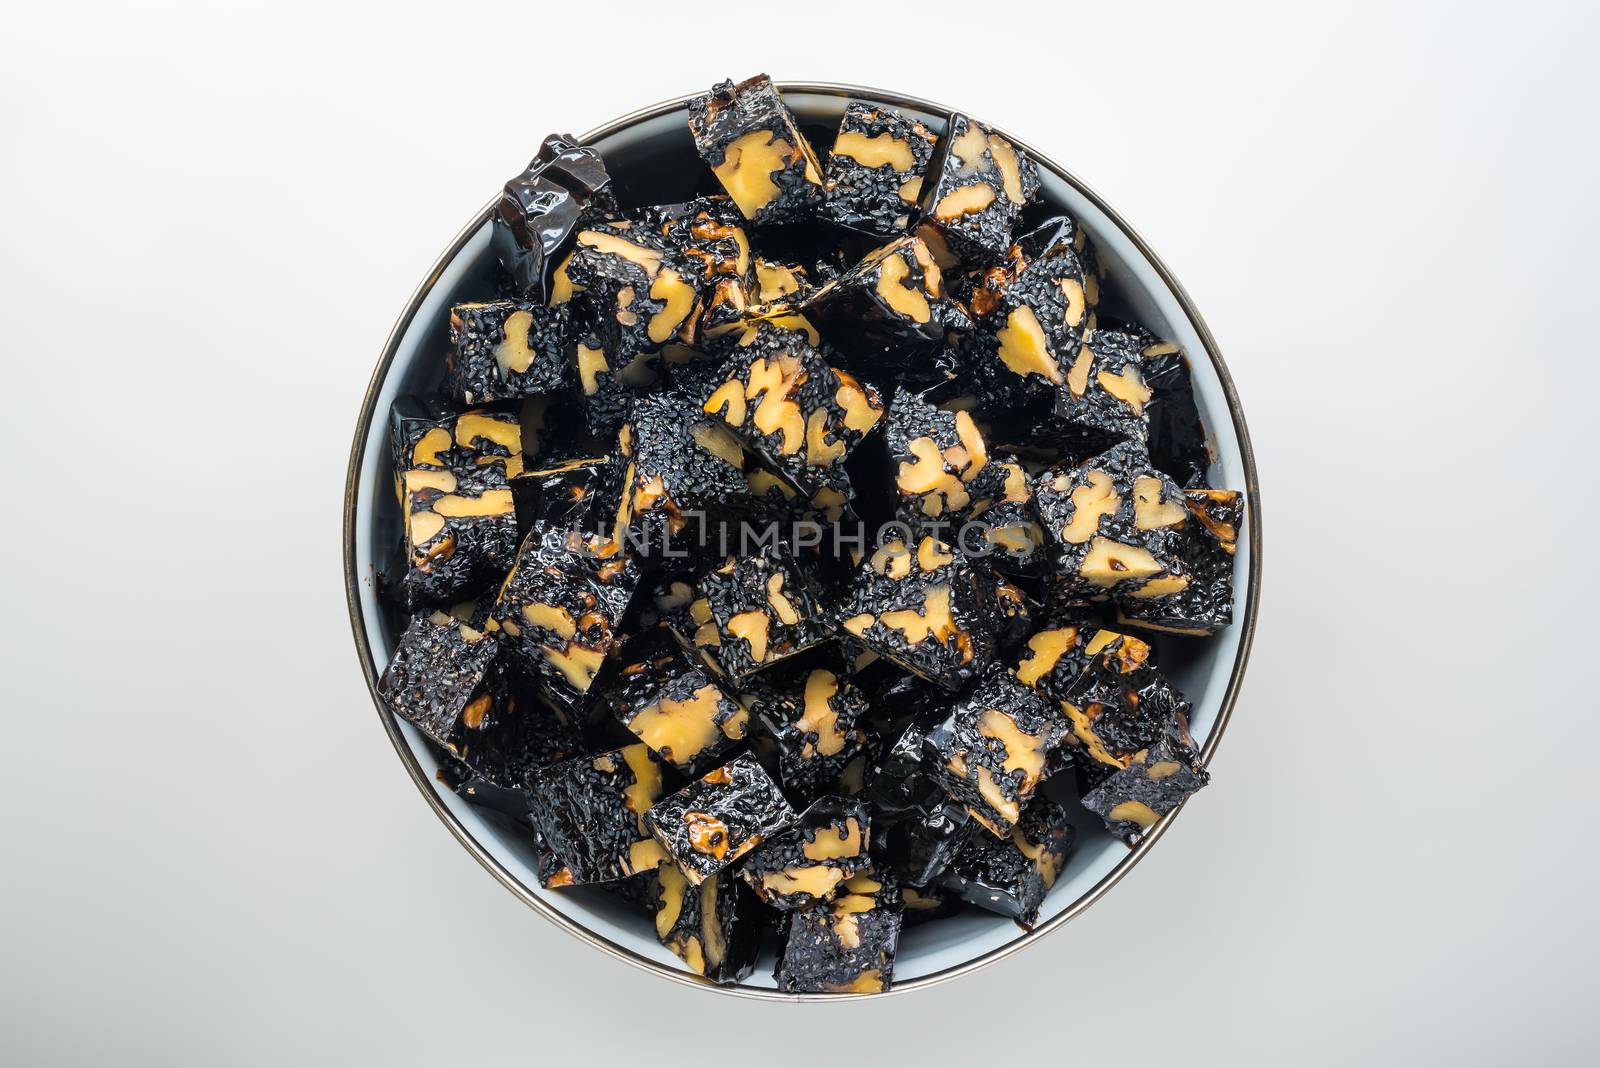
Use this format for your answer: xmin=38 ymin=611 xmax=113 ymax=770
xmin=3 ymin=1 xmax=1596 ymax=1064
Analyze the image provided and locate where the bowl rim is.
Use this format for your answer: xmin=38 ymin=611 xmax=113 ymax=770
xmin=342 ymin=80 xmax=1262 ymax=1001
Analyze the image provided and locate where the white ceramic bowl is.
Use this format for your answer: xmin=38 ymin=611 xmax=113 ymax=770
xmin=343 ymin=83 xmax=1261 ymax=999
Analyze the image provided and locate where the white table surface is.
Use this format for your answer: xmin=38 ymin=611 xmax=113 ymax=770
xmin=2 ymin=2 xmax=1594 ymax=1064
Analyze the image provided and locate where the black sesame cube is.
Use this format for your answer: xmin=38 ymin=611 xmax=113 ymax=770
xmin=1115 ymin=488 xmax=1242 ymax=636
xmin=963 ymin=236 xmax=1094 ymax=404
xmin=614 ymin=392 xmax=757 ymax=555
xmin=1081 ymin=733 xmax=1209 ymax=844
xmin=645 ymin=754 xmax=798 ymax=885
xmin=1182 ymin=486 xmax=1243 ymax=553
xmin=443 ymin=300 xmax=571 ymax=406
xmin=969 ymin=213 xmax=1103 ymax=320
xmin=795 ymin=237 xmax=967 ymax=371
xmin=390 ymin=404 xmax=523 ymax=608
xmin=697 ymin=328 xmax=883 ymax=496
xmin=1032 ymin=441 xmax=1193 ymax=597
xmin=491 ymin=134 xmax=616 ymax=299
xmin=972 ymin=456 xmax=1050 ymax=574
xmin=927 ymin=665 xmax=1069 ymax=836
xmin=839 ymin=536 xmax=997 ymax=691
xmin=819 ymin=103 xmax=938 ymax=236
xmin=883 ymin=388 xmax=1007 ymax=529
xmin=491 ymin=524 xmax=639 ymax=717
xmin=699 ymin=545 xmax=835 ymax=681
xmin=1060 ymin=629 xmax=1194 ymax=773
xmin=442 ymin=661 xmax=587 ymax=802
xmin=571 ymin=328 xmax=663 ymax=439
xmin=940 ymin=797 xmax=1074 ymax=928
xmin=661 ymin=195 xmax=755 ymax=286
xmin=526 ymin=743 xmax=668 ymax=884
xmin=774 ymin=871 xmax=902 ymax=994
xmin=1017 ymin=214 xmax=1104 ymax=303
xmin=739 ymin=796 xmax=872 ymax=910
xmin=603 ymin=625 xmax=750 ymax=776
xmin=917 ymin=113 xmax=1040 ymax=264
xmin=745 ymin=659 xmax=872 ymax=799
xmin=648 ymin=864 xmax=761 ymax=984
xmin=658 ymin=195 xmax=757 ymax=341
xmin=1011 ymin=618 xmax=1104 ymax=706
xmin=688 ymin=75 xmax=825 ymax=227
xmin=1053 ymin=326 xmax=1163 ymax=447
xmin=378 ymin=609 xmax=500 ymax=746
xmin=386 ymin=393 xmax=453 ymax=473
xmin=563 ymin=218 xmax=701 ymax=360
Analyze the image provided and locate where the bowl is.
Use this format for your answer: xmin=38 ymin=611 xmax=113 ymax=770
xmin=343 ymin=82 xmax=1261 ymax=999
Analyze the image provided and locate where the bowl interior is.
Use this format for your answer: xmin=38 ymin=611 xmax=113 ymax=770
xmin=349 ymin=86 xmax=1254 ymax=994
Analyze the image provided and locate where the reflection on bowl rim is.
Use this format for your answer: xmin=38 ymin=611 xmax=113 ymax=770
xmin=342 ymin=81 xmax=1262 ymax=1001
